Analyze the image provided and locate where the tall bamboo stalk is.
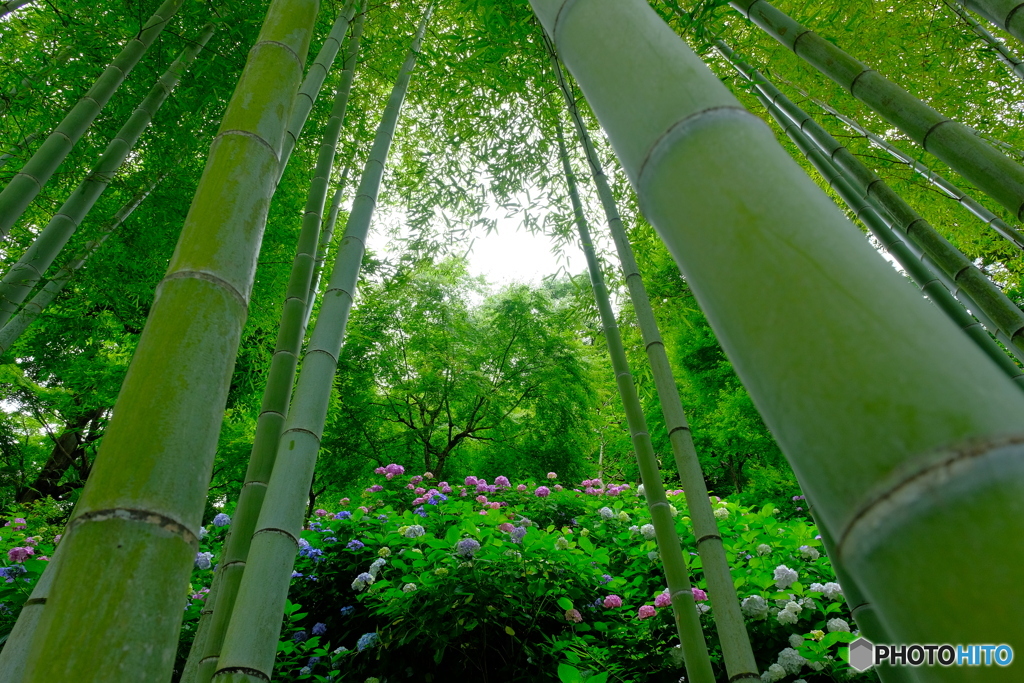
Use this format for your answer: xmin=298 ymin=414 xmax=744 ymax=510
xmin=546 ymin=41 xmax=758 ymax=681
xmin=303 ymin=163 xmax=351 ymax=330
xmin=807 ymin=94 xmax=1024 ymax=252
xmin=278 ymin=0 xmax=357 ymax=181
xmin=947 ymin=0 xmax=1024 ymax=81
xmin=957 ymin=0 xmax=1024 ymax=44
xmin=0 ymin=25 xmax=213 ymax=330
xmin=0 ymin=0 xmax=34 ymax=19
xmin=554 ymin=115 xmax=716 ymax=683
xmin=0 ymin=132 xmax=38 ymax=170
xmin=193 ymin=10 xmax=364 ymax=682
xmin=17 ymin=0 xmax=319 ymax=679
xmin=0 ymin=178 xmax=161 ymax=355
xmin=0 ymin=0 xmax=184 ymax=238
xmin=729 ymin=0 xmax=1024 ymax=221
xmin=532 ymin=0 xmax=1024 ymax=673
xmin=717 ymin=43 xmax=1024 ymax=387
xmin=211 ymin=8 xmax=432 ymax=682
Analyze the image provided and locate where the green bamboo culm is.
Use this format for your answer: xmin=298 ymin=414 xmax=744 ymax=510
xmin=0 ymin=178 xmax=161 ymax=355
xmin=211 ymin=7 xmax=433 ymax=682
xmin=808 ymin=95 xmax=1024 ymax=253
xmin=303 ymin=162 xmax=352 ymax=330
xmin=729 ymin=0 xmax=1024 ymax=221
xmin=0 ymin=24 xmax=214 ymax=330
xmin=554 ymin=115 xmax=716 ymax=683
xmin=17 ymin=0 xmax=320 ymax=679
xmin=948 ymin=0 xmax=1024 ymax=81
xmin=532 ymin=0 xmax=1024 ymax=674
xmin=192 ymin=9 xmax=365 ymax=682
xmin=0 ymin=0 xmax=184 ymax=238
xmin=278 ymin=0 xmax=357 ymax=182
xmin=0 ymin=132 xmax=39 ymax=170
xmin=546 ymin=40 xmax=758 ymax=682
xmin=717 ymin=42 xmax=1024 ymax=387
xmin=0 ymin=0 xmax=34 ymax=19
xmin=957 ymin=0 xmax=1024 ymax=44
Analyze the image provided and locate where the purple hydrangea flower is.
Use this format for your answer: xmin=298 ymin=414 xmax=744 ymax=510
xmin=456 ymin=538 xmax=481 ymax=558
xmin=213 ymin=513 xmax=230 ymax=527
xmin=312 ymin=622 xmax=327 ymax=635
xmin=511 ymin=526 xmax=527 ymax=543
xmin=346 ymin=539 xmax=365 ymax=550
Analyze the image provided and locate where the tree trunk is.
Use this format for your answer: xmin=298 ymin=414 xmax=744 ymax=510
xmin=16 ymin=407 xmax=104 ymax=503
xmin=18 ymin=1 xmax=319 ymax=679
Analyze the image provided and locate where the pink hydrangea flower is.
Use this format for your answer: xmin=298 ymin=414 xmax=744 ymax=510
xmin=385 ymin=464 xmax=405 ymax=476
xmin=465 ymin=476 xmax=479 ymax=486
xmin=459 ymin=488 xmax=469 ymax=497
xmin=654 ymin=591 xmax=672 ymax=608
xmin=479 ymin=510 xmax=489 ymax=515
xmin=25 ymin=537 xmax=38 ymax=546
xmin=498 ymin=523 xmax=514 ymax=533
xmin=565 ymin=609 xmax=583 ymax=623
xmin=412 ymin=497 xmax=427 ymax=505
xmin=603 ymin=595 xmax=623 ymax=608
xmin=476 ymin=495 xmax=488 ymax=504
xmin=692 ymin=588 xmax=708 ymax=601
xmin=476 ymin=483 xmax=490 ymax=493
xmin=638 ymin=605 xmax=656 ymax=619
xmin=554 ymin=484 xmax=563 ymax=491
xmin=340 ymin=498 xmax=350 ymax=505
xmin=7 ymin=546 xmax=34 ymax=563
xmin=535 ymin=486 xmax=551 ymax=498
xmin=314 ymin=509 xmax=329 ymax=517
xmin=547 ymin=472 xmax=557 ymax=479
xmin=494 ymin=476 xmax=510 ymax=488
xmin=488 ymin=502 xmax=501 ymax=509
xmin=440 ymin=483 xmax=452 ymax=493
xmin=411 ymin=476 xmax=423 ymax=485
xmin=385 ymin=472 xmax=395 ymax=480
xmin=374 ymin=467 xmax=386 ymax=475
xmin=358 ymin=506 xmax=369 ymax=513
xmin=415 ymin=487 xmax=426 ymax=495
xmin=516 ymin=484 xmax=527 ymax=492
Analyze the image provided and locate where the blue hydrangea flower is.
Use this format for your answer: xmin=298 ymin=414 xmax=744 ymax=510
xmin=312 ymin=622 xmax=327 ymax=636
xmin=340 ymin=605 xmax=355 ymax=616
xmin=292 ymin=630 xmax=308 ymax=642
xmin=213 ymin=513 xmax=230 ymax=527
xmin=356 ymin=632 xmax=379 ymax=652
xmin=291 ymin=571 xmax=304 ymax=578
xmin=324 ymin=537 xmax=338 ymax=543
xmin=413 ymin=506 xmax=428 ymax=518
xmin=455 ymin=538 xmax=480 ymax=558
xmin=335 ymin=511 xmax=352 ymax=520
xmin=427 ymin=493 xmax=448 ymax=505
xmin=510 ymin=526 xmax=527 ymax=543
xmin=346 ymin=539 xmax=365 ymax=550
xmin=308 ymin=656 xmax=321 ymax=665
xmin=377 ymin=514 xmax=388 ymax=521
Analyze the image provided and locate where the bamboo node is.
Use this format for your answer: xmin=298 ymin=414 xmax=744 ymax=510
xmin=695 ymin=534 xmax=722 ymax=545
xmin=214 ymin=665 xmax=270 ymax=681
xmin=67 ymin=507 xmax=198 ymax=545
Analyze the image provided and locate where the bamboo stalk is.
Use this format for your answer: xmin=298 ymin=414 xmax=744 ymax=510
xmin=729 ymin=0 xmax=1024 ymax=221
xmin=17 ymin=0 xmax=319 ymax=679
xmin=277 ymin=0 xmax=357 ymax=182
xmin=193 ymin=9 xmax=365 ymax=682
xmin=957 ymin=0 xmax=1024 ymax=45
xmin=546 ymin=40 xmax=759 ymax=681
xmin=532 ymin=0 xmax=1024 ymax=672
xmin=303 ymin=162 xmax=351 ymax=331
xmin=947 ymin=0 xmax=1024 ymax=81
xmin=0 ymin=178 xmax=161 ymax=355
xmin=554 ymin=114 xmax=716 ymax=683
xmin=0 ymin=0 xmax=184 ymax=238
xmin=806 ymin=93 xmax=1024 ymax=252
xmin=717 ymin=43 xmax=1024 ymax=387
xmin=0 ymin=24 xmax=214 ymax=330
xmin=211 ymin=7 xmax=432 ymax=682
xmin=0 ymin=542 xmax=63 ymax=683
xmin=0 ymin=0 xmax=34 ymax=19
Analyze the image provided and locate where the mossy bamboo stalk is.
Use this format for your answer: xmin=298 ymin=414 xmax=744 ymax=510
xmin=729 ymin=0 xmax=1024 ymax=221
xmin=554 ymin=116 xmax=715 ymax=683
xmin=278 ymin=0 xmax=357 ymax=182
xmin=181 ymin=580 xmax=220 ymax=683
xmin=0 ymin=25 xmax=213 ymax=330
xmin=17 ymin=0 xmax=319 ymax=678
xmin=948 ymin=0 xmax=1024 ymax=81
xmin=0 ymin=0 xmax=34 ymax=19
xmin=718 ymin=43 xmax=1024 ymax=387
xmin=303 ymin=162 xmax=351 ymax=331
xmin=958 ymin=0 xmax=1024 ymax=44
xmin=809 ymin=95 xmax=1024 ymax=252
xmin=754 ymin=85 xmax=1024 ymax=388
xmin=0 ymin=0 xmax=184 ymax=238
xmin=532 ymin=0 xmax=1024 ymax=672
xmin=0 ymin=178 xmax=161 ymax=354
xmin=193 ymin=10 xmax=364 ymax=682
xmin=547 ymin=44 xmax=758 ymax=681
xmin=211 ymin=8 xmax=432 ymax=682
xmin=0 ymin=132 xmax=38 ymax=170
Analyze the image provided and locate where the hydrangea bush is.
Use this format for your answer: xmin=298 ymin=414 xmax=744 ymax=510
xmin=0 ymin=470 xmax=876 ymax=682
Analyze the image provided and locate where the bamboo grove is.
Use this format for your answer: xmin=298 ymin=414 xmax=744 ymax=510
xmin=1 ymin=0 xmax=1024 ymax=681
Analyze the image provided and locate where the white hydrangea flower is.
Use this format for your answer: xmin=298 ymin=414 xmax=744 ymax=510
xmin=696 ymin=603 xmax=710 ymax=614
xmin=403 ymin=525 xmax=425 ymax=539
xmin=669 ymin=505 xmax=678 ymax=517
xmin=826 ymin=618 xmax=850 ymax=633
xmin=555 ymin=536 xmax=569 ymax=550
xmin=789 ymin=633 xmax=804 ymax=648
xmin=808 ymin=661 xmax=824 ymax=672
xmin=713 ymin=507 xmax=729 ymax=520
xmin=822 ymin=582 xmax=843 ymax=600
xmin=760 ymin=663 xmax=787 ymax=682
xmin=741 ymin=595 xmax=769 ymax=620
xmin=369 ymin=557 xmax=387 ymax=578
xmin=637 ymin=484 xmax=645 ymax=497
xmin=402 ymin=583 xmax=417 ymax=593
xmin=648 ymin=551 xmax=660 ymax=561
xmin=777 ymin=608 xmax=799 ymax=625
xmin=598 ymin=507 xmax=614 ymax=520
xmin=756 ymin=544 xmax=772 ymax=556
xmin=798 ymin=545 xmax=820 ymax=561
xmin=799 ymin=597 xmax=815 ymax=611
xmin=778 ymin=647 xmax=807 ymax=674
xmin=628 ymin=525 xmax=640 ymax=535
xmin=773 ymin=565 xmax=798 ymax=590
xmin=640 ymin=524 xmax=657 ymax=540
xmin=809 ymin=582 xmax=825 ymax=593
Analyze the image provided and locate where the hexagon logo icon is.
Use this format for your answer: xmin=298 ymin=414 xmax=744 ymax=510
xmin=849 ymin=637 xmax=875 ymax=672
